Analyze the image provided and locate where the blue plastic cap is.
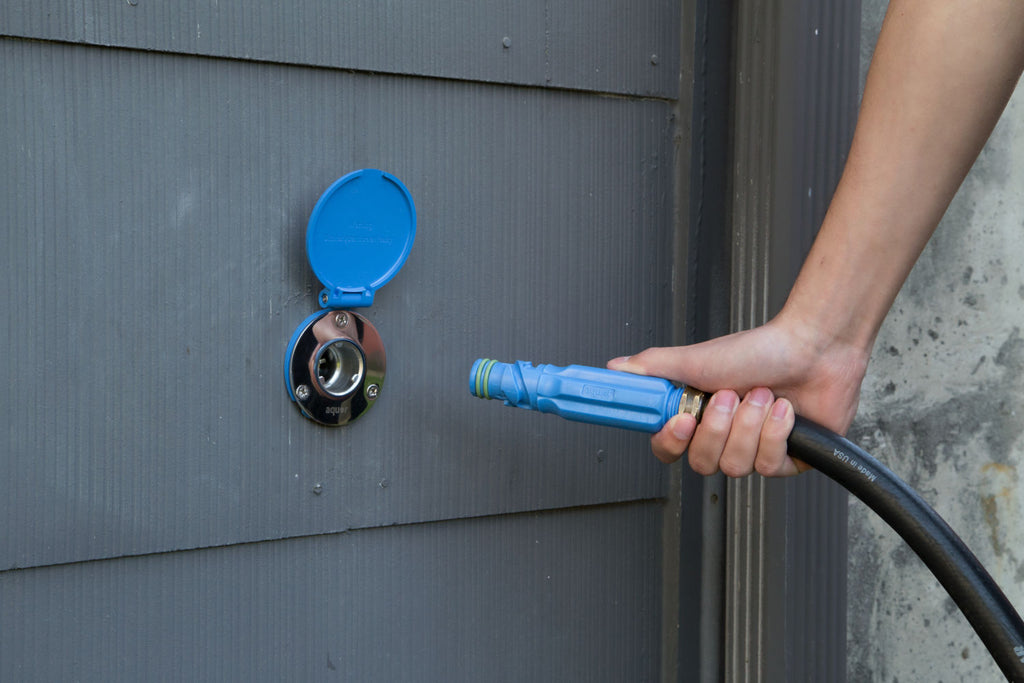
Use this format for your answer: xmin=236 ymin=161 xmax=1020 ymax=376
xmin=306 ymin=169 xmax=416 ymax=309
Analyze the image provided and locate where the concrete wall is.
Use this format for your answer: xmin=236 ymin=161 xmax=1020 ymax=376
xmin=848 ymin=2 xmax=1024 ymax=680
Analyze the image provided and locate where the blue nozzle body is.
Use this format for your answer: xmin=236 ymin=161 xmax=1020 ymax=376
xmin=469 ymin=359 xmax=703 ymax=433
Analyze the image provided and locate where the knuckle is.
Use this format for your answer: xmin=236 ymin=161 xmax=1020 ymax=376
xmin=687 ymin=446 xmax=719 ymax=475
xmin=689 ymin=457 xmax=719 ymax=476
xmin=754 ymin=456 xmax=780 ymax=477
xmin=719 ymin=454 xmax=753 ymax=478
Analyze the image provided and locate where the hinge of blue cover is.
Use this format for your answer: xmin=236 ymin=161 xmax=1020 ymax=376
xmin=320 ymin=287 xmax=374 ymax=309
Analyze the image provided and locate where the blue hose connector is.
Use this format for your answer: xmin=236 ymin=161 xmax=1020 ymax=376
xmin=469 ymin=359 xmax=706 ymax=433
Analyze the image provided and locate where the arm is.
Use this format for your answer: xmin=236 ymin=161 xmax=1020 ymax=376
xmin=610 ymin=0 xmax=1024 ymax=476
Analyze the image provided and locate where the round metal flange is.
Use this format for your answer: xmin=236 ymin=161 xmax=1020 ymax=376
xmin=286 ymin=310 xmax=385 ymax=426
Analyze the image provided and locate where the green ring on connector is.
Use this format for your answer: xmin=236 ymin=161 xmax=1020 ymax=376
xmin=474 ymin=359 xmax=489 ymax=398
xmin=481 ymin=359 xmax=498 ymax=400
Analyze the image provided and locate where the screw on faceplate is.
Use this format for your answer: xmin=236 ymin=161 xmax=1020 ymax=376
xmin=334 ymin=312 xmax=349 ymax=328
xmin=366 ymin=384 xmax=380 ymax=400
xmin=320 ymin=292 xmax=329 ymax=305
xmin=295 ymin=384 xmax=311 ymax=401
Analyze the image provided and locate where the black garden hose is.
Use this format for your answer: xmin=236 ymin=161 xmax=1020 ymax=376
xmin=789 ymin=416 xmax=1024 ymax=682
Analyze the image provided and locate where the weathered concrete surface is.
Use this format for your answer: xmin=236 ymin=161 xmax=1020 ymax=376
xmin=848 ymin=3 xmax=1024 ymax=679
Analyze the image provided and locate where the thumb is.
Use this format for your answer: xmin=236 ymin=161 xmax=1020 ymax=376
xmin=607 ymin=337 xmax=758 ymax=394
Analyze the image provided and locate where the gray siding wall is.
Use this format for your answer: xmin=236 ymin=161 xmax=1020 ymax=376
xmin=1 ymin=504 xmax=663 ymax=681
xmin=1 ymin=2 xmax=690 ymax=680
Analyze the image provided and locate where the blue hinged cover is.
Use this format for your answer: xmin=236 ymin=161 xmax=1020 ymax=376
xmin=306 ymin=169 xmax=416 ymax=309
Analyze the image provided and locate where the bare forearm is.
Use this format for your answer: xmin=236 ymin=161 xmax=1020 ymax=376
xmin=783 ymin=0 xmax=1024 ymax=355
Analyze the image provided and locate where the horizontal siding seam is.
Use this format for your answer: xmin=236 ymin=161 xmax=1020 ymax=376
xmin=0 ymin=32 xmax=680 ymax=103
xmin=0 ymin=497 xmax=667 ymax=574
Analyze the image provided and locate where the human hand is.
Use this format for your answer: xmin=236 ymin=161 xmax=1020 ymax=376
xmin=607 ymin=313 xmax=869 ymax=477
